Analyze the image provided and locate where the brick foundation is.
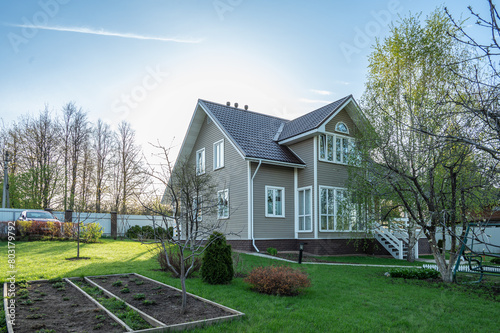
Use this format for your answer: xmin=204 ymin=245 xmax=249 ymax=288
xmin=228 ymin=237 xmax=432 ymax=256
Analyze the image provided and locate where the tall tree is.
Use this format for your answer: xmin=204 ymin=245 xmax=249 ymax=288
xmin=115 ymin=121 xmax=144 ymax=213
xmin=352 ymin=10 xmax=497 ymax=282
xmin=92 ymin=119 xmax=115 ymax=213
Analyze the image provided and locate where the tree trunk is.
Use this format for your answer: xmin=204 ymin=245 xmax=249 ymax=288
xmin=180 ymin=248 xmax=187 ymax=315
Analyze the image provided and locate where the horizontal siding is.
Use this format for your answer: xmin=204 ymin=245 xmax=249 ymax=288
xmin=325 ymin=109 xmax=358 ymax=136
xmin=317 ymin=162 xmax=349 ymax=188
xmin=252 ymin=163 xmax=294 ymax=239
xmin=188 ymin=113 xmax=248 ymax=240
xmin=288 ymin=138 xmax=314 ymax=188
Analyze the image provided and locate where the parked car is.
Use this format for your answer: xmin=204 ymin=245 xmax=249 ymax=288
xmin=17 ymin=210 xmax=60 ymax=222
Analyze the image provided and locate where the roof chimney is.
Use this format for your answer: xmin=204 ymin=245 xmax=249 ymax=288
xmin=234 ymin=102 xmax=238 ymax=108
xmin=226 ymin=101 xmax=230 ymax=106
xmin=244 ymin=105 xmax=248 ymax=110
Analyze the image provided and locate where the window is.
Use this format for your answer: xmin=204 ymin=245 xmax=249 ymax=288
xmin=298 ymin=187 xmax=312 ymax=232
xmin=335 ymin=122 xmax=349 ymax=134
xmin=217 ymin=189 xmax=229 ymax=219
xmin=266 ymin=186 xmax=285 ymax=217
xmin=320 ymin=186 xmax=358 ymax=231
xmin=193 ymin=196 xmax=202 ymax=222
xmin=319 ymin=133 xmax=354 ymax=164
xmin=213 ymin=140 xmax=224 ymax=170
xmin=196 ymin=148 xmax=205 ymax=175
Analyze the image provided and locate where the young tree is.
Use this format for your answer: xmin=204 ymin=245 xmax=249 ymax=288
xmin=353 ymin=10 xmax=497 ymax=282
xmin=142 ymin=142 xmax=232 ymax=314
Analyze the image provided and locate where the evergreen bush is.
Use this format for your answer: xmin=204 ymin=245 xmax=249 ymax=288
xmin=201 ymin=232 xmax=233 ymax=284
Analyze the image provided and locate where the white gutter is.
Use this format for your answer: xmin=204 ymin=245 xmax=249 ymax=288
xmin=250 ymin=160 xmax=262 ymax=252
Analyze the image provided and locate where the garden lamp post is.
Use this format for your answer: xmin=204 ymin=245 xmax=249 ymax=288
xmin=298 ymin=242 xmax=305 ymax=264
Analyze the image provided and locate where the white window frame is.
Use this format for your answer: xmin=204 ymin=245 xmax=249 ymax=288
xmin=213 ymin=139 xmax=224 ymax=170
xmin=319 ymin=186 xmax=359 ymax=232
xmin=217 ymin=189 xmax=229 ymax=219
xmin=335 ymin=121 xmax=349 ymax=134
xmin=297 ymin=186 xmax=312 ymax=232
xmin=196 ymin=148 xmax=205 ymax=175
xmin=193 ymin=196 xmax=203 ymax=222
xmin=318 ymin=132 xmax=354 ymax=165
xmin=265 ymin=186 xmax=285 ymax=218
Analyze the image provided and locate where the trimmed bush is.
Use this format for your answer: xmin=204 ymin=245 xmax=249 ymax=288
xmin=201 ymin=232 xmax=233 ymax=285
xmin=266 ymin=247 xmax=278 ymax=256
xmin=388 ymin=268 xmax=440 ymax=280
xmin=126 ymin=225 xmax=142 ymax=239
xmin=245 ymin=265 xmax=311 ymax=296
xmin=490 ymin=257 xmax=500 ymax=265
xmin=157 ymin=247 xmax=201 ymax=278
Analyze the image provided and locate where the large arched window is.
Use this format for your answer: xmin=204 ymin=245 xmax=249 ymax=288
xmin=335 ymin=122 xmax=349 ymax=134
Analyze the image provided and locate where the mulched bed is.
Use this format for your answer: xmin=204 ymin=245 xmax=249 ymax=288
xmin=87 ymin=274 xmax=232 ymax=326
xmin=13 ymin=280 xmax=124 ymax=333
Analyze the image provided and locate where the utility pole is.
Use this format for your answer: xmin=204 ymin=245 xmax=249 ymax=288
xmin=2 ymin=151 xmax=10 ymax=208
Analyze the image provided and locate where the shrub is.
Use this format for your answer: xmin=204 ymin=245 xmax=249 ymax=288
xmin=16 ymin=220 xmax=63 ymax=238
xmin=388 ymin=268 xmax=440 ymax=280
xmin=201 ymin=232 xmax=233 ymax=285
xmin=63 ymin=222 xmax=78 ymax=239
xmin=141 ymin=225 xmax=154 ymax=238
xmin=267 ymin=247 xmax=278 ymax=256
xmin=126 ymin=225 xmax=142 ymax=239
xmin=79 ymin=222 xmax=103 ymax=243
xmin=490 ymin=257 xmax=500 ymax=265
xmin=157 ymin=247 xmax=201 ymax=278
xmin=245 ymin=265 xmax=311 ymax=296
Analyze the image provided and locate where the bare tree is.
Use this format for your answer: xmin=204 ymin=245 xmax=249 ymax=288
xmin=92 ymin=119 xmax=115 ymax=213
xmin=141 ymin=141 xmax=232 ymax=314
xmin=115 ymin=121 xmax=144 ymax=214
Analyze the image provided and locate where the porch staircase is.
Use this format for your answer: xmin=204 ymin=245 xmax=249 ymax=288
xmin=374 ymin=224 xmax=418 ymax=260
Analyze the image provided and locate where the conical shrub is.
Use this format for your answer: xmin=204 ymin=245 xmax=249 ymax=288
xmin=201 ymin=232 xmax=233 ymax=284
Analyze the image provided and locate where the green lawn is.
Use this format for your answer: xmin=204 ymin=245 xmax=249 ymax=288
xmin=1 ymin=239 xmax=498 ymax=332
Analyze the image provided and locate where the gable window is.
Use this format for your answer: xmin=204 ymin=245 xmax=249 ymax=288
xmin=213 ymin=139 xmax=224 ymax=170
xmin=335 ymin=122 xmax=349 ymax=134
xmin=196 ymin=148 xmax=205 ymax=175
xmin=319 ymin=133 xmax=354 ymax=164
xmin=217 ymin=189 xmax=229 ymax=219
xmin=320 ymin=186 xmax=359 ymax=231
xmin=266 ymin=186 xmax=285 ymax=217
xmin=298 ymin=187 xmax=312 ymax=232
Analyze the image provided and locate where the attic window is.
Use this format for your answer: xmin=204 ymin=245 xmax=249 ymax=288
xmin=335 ymin=122 xmax=349 ymax=134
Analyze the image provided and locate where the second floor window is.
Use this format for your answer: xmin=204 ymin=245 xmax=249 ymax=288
xmin=319 ymin=133 xmax=354 ymax=164
xmin=196 ymin=148 xmax=205 ymax=175
xmin=214 ymin=139 xmax=224 ymax=170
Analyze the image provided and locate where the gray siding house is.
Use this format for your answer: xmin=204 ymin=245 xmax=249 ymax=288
xmin=176 ymin=95 xmax=380 ymax=255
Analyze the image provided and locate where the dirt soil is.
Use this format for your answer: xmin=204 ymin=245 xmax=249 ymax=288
xmin=88 ymin=274 xmax=231 ymax=326
xmin=14 ymin=280 xmax=124 ymax=333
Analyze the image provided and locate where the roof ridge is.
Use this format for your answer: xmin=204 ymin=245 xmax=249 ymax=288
xmin=198 ymin=99 xmax=291 ymax=122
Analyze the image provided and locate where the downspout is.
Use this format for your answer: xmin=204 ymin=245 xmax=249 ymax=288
xmin=250 ymin=160 xmax=262 ymax=252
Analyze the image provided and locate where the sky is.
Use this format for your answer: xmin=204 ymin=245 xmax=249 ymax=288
xmin=0 ymin=0 xmax=490 ymax=160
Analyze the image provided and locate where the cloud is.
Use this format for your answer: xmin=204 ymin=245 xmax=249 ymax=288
xmin=310 ymin=89 xmax=332 ymax=95
xmin=299 ymin=98 xmax=332 ymax=104
xmin=5 ymin=23 xmax=202 ymax=43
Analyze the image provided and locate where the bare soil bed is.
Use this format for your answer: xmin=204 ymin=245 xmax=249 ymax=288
xmin=13 ymin=280 xmax=124 ymax=333
xmin=87 ymin=274 xmax=232 ymax=326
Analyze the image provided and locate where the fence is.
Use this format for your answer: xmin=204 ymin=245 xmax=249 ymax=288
xmin=0 ymin=208 xmax=174 ymax=237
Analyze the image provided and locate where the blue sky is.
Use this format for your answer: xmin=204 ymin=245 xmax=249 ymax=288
xmin=0 ymin=0 xmax=487 ymax=158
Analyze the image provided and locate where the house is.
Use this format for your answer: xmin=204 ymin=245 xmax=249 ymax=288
xmin=175 ymin=95 xmax=388 ymax=255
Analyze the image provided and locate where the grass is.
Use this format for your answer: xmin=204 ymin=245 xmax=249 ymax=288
xmin=0 ymin=239 xmax=499 ymax=332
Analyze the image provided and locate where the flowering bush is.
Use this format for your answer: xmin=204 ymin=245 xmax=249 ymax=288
xmin=245 ymin=265 xmax=311 ymax=296
xmin=79 ymin=222 xmax=103 ymax=243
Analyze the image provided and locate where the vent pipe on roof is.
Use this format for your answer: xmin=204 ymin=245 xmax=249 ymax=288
xmin=244 ymin=105 xmax=248 ymax=110
xmin=234 ymin=102 xmax=238 ymax=108
xmin=226 ymin=101 xmax=230 ymax=106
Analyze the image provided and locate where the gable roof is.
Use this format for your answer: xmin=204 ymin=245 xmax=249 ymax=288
xmin=199 ymin=100 xmax=305 ymax=166
xmin=177 ymin=95 xmax=364 ymax=169
xmin=278 ymin=95 xmax=352 ymax=141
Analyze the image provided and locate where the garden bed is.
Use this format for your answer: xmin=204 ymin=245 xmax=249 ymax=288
xmin=86 ymin=273 xmax=243 ymax=329
xmin=4 ymin=274 xmax=244 ymax=333
xmin=5 ymin=279 xmax=125 ymax=333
